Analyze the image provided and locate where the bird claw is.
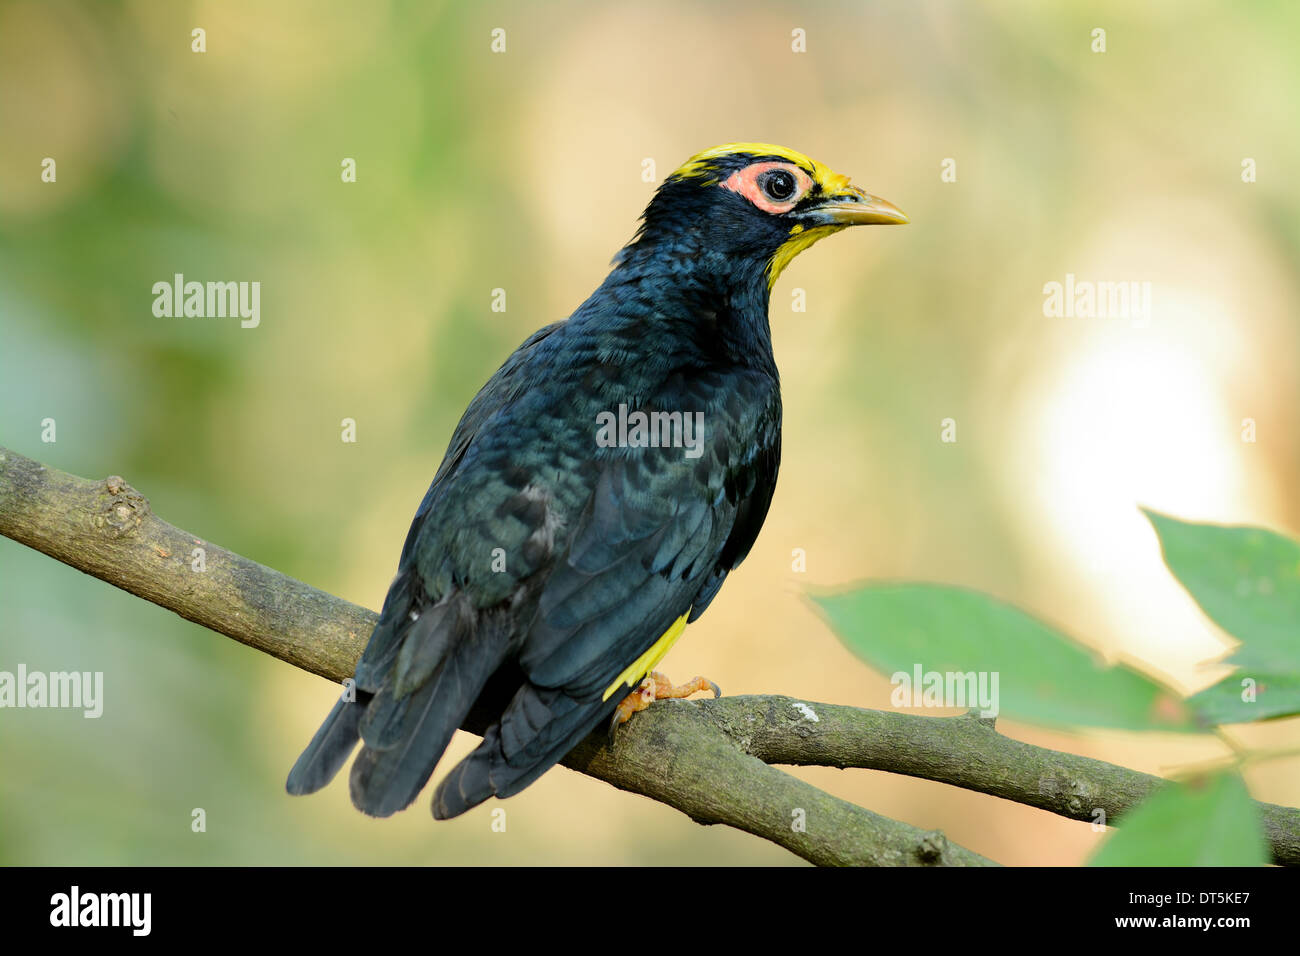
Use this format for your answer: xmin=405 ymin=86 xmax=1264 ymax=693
xmin=608 ymin=672 xmax=721 ymax=745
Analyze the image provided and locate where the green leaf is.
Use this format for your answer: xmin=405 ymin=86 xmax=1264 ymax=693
xmin=1187 ymin=675 xmax=1300 ymax=726
xmin=1089 ymin=773 xmax=1268 ymax=866
xmin=1145 ymin=510 xmax=1300 ymax=723
xmin=811 ymin=584 xmax=1192 ymax=731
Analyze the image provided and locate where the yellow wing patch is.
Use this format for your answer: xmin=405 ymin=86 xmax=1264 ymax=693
xmin=602 ymin=613 xmax=690 ymax=702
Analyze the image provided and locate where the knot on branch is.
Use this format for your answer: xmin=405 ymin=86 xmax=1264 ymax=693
xmin=963 ymin=707 xmax=998 ymax=730
xmin=91 ymin=476 xmax=150 ymax=538
xmin=1037 ymin=771 xmax=1091 ymax=815
xmin=915 ymin=829 xmax=948 ymax=863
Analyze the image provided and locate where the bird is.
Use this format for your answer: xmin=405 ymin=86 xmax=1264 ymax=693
xmin=286 ymin=142 xmax=906 ymax=819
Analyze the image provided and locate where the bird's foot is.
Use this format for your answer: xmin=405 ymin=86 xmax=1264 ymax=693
xmin=609 ymin=671 xmax=720 ymax=742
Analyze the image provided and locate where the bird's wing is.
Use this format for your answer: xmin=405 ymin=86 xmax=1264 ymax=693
xmin=433 ymin=397 xmax=779 ymax=816
xmin=688 ymin=429 xmax=780 ymax=621
xmin=354 ymin=320 xmax=566 ymax=689
xmin=286 ymin=322 xmax=565 ymax=813
xmin=289 ymin=325 xmax=781 ymax=819
xmin=399 ymin=320 xmax=565 ymax=568
xmin=521 ymin=452 xmax=729 ymax=695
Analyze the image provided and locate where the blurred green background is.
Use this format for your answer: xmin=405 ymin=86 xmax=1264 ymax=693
xmin=2 ymin=0 xmax=1298 ymax=865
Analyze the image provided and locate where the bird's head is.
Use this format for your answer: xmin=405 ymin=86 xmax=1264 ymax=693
xmin=625 ymin=143 xmax=907 ymax=291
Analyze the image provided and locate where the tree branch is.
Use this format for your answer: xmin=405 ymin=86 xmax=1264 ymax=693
xmin=2 ymin=445 xmax=1296 ymax=866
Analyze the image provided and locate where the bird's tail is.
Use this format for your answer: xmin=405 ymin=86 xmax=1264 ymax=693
xmin=432 ymin=685 xmax=618 ymax=819
xmin=347 ymin=629 xmax=508 ymax=818
xmin=287 ymin=589 xmax=508 ymax=817
xmin=285 ymin=691 xmax=369 ymax=796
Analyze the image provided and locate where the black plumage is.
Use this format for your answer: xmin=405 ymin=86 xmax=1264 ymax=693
xmin=286 ymin=143 xmax=905 ymax=818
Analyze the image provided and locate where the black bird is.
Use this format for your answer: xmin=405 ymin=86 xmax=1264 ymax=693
xmin=287 ymin=143 xmax=906 ymax=818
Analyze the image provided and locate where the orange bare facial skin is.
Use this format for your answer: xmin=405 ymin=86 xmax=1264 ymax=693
xmin=720 ymin=161 xmax=813 ymax=215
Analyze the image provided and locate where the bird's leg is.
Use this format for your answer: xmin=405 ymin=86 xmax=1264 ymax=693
xmin=647 ymin=671 xmax=721 ymax=702
xmin=609 ymin=671 xmax=721 ymax=741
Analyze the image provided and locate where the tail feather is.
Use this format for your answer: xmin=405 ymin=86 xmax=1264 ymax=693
xmin=431 ymin=729 xmax=499 ymax=819
xmin=358 ymin=602 xmax=456 ymax=751
xmin=432 ymin=686 xmax=615 ymax=819
xmin=349 ymin=632 xmax=508 ymax=818
xmin=285 ymin=694 xmax=368 ymax=795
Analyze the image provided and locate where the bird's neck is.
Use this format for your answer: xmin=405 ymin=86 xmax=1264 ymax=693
xmin=595 ymin=238 xmax=778 ymax=375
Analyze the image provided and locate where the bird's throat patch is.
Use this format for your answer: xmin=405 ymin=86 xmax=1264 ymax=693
xmin=768 ymin=224 xmax=846 ymax=289
xmin=602 ymin=613 xmax=689 ymax=701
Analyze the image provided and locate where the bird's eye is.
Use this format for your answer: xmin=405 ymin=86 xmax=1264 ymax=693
xmin=759 ymin=169 xmax=797 ymax=202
